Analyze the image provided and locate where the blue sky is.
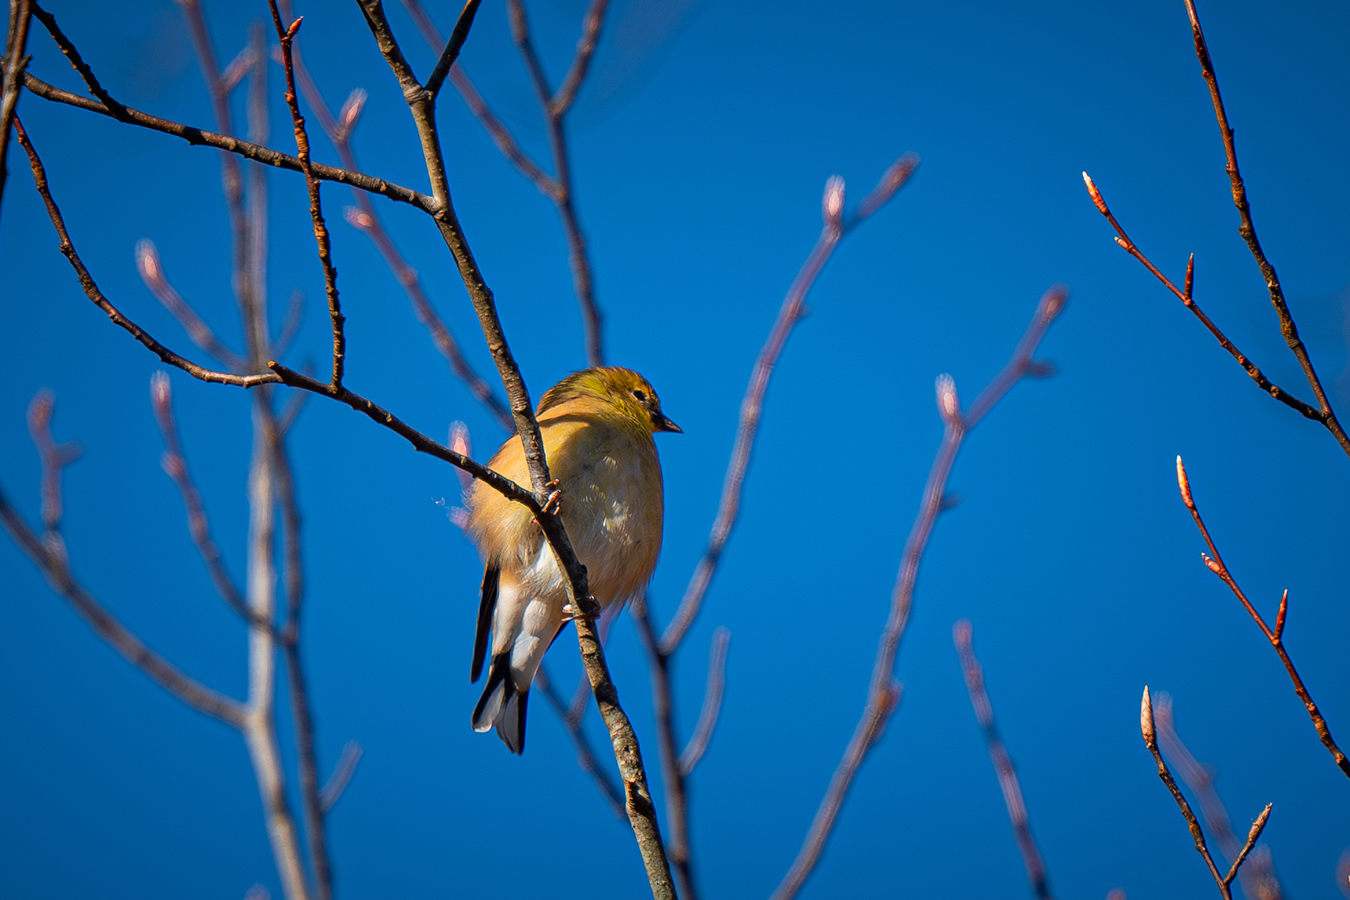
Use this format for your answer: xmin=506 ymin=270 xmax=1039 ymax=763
xmin=2 ymin=1 xmax=1348 ymax=898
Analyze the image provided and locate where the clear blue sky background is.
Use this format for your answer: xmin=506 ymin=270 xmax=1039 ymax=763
xmin=2 ymin=1 xmax=1348 ymax=898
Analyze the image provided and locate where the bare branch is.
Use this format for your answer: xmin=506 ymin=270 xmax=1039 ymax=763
xmin=424 ymin=0 xmax=481 ymax=98
xmin=25 ymin=389 xmax=79 ymax=535
xmin=1139 ymin=687 xmax=1269 ymax=899
xmin=0 ymin=473 xmax=246 ymax=728
xmin=773 ymin=285 xmax=1066 ymax=900
xmin=1175 ymin=456 xmax=1350 ymax=779
xmin=662 ymin=157 xmax=919 ymax=653
xmin=274 ymin=288 xmax=306 ymax=360
xmin=398 ymin=0 xmax=557 ymax=194
xmin=0 ymin=0 xmax=34 ymax=219
xmin=1155 ymin=693 xmax=1285 ymax=900
xmin=549 ymin=0 xmax=608 ymax=117
xmin=632 ymin=595 xmax=698 ymax=900
xmin=533 ymin=665 xmax=625 ymax=818
xmin=319 ymin=741 xmax=364 ymax=813
xmin=269 ymin=6 xmax=346 ymax=388
xmin=1181 ymin=0 xmax=1350 ymax=457
xmin=504 ymin=0 xmax=605 ymax=366
xmin=679 ymin=627 xmax=731 ymax=777
xmin=137 ymin=240 xmax=247 ymax=370
xmin=149 ymin=372 xmax=272 ymax=632
xmin=1081 ymin=171 xmax=1322 ymax=423
xmin=953 ymin=619 xmax=1053 ymax=900
xmin=12 ymin=66 xmax=433 ymax=209
xmin=14 ymin=117 xmax=278 ymax=388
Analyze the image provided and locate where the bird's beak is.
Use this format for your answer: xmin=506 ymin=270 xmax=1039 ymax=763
xmin=652 ymin=413 xmax=683 ymax=434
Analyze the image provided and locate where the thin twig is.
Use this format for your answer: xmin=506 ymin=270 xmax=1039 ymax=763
xmin=1140 ymin=687 xmax=1271 ymax=900
xmin=1081 ymin=172 xmax=1320 ymax=422
xmin=1174 ymin=456 xmax=1350 ymax=779
xmin=136 ymin=240 xmax=247 ymax=371
xmin=13 ymin=117 xmax=277 ymax=388
xmin=397 ymin=0 xmax=559 ymax=195
xmin=679 ymin=627 xmax=730 ymax=777
xmin=1181 ymin=0 xmax=1350 ymax=458
xmin=424 ymin=0 xmax=482 ymax=98
xmin=274 ymin=288 xmax=306 ymax=360
xmin=533 ymin=666 xmax=625 ymax=818
xmin=268 ymin=5 xmax=345 ymax=389
xmin=632 ymin=595 xmax=699 ymax=900
xmin=954 ymin=619 xmax=1053 ymax=900
xmin=504 ymin=0 xmax=605 ymax=366
xmin=279 ymin=3 xmax=512 ymax=428
xmin=663 ymin=156 xmax=919 ymax=653
xmin=12 ymin=64 xmax=432 ymax=209
xmin=149 ymin=372 xmax=272 ymax=631
xmin=1155 ymin=692 xmax=1285 ymax=900
xmin=549 ymin=0 xmax=608 ymax=117
xmin=0 ymin=457 xmax=246 ymax=728
xmin=29 ymin=1 xmax=125 ymax=117
xmin=240 ymin=395 xmax=311 ymax=900
xmin=319 ymin=741 xmax=364 ymax=813
xmin=772 ymin=285 xmax=1067 ymax=900
xmin=0 ymin=0 xmax=35 ymax=219
xmin=25 ymin=390 xmax=79 ymax=535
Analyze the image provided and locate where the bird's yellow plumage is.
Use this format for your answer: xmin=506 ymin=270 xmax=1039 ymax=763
xmin=466 ymin=367 xmax=681 ymax=754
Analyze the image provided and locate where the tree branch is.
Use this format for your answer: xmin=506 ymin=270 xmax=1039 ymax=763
xmin=14 ymin=117 xmax=278 ymax=388
xmin=953 ymin=619 xmax=1053 ymax=900
xmin=0 ymin=0 xmax=33 ymax=220
xmin=533 ymin=665 xmax=626 ymax=818
xmin=1140 ymin=686 xmax=1270 ymax=900
xmin=1181 ymin=0 xmax=1350 ymax=457
xmin=662 ymin=156 xmax=919 ymax=653
xmin=504 ymin=0 xmax=604 ymax=366
xmin=12 ymin=65 xmax=432 ymax=209
xmin=772 ymin=285 xmax=1066 ymax=900
xmin=269 ymin=5 xmax=345 ymax=389
xmin=1081 ymin=171 xmax=1322 ymax=423
xmin=1 ymin=401 xmax=246 ymax=728
xmin=679 ymin=627 xmax=730 ymax=777
xmin=1154 ymin=692 xmax=1285 ymax=900
xmin=136 ymin=240 xmax=247 ymax=371
xmin=319 ymin=741 xmax=364 ymax=813
xmin=280 ymin=3 xmax=513 ymax=430
xmin=424 ymin=0 xmax=481 ymax=98
xmin=632 ymin=595 xmax=699 ymax=900
xmin=1174 ymin=456 xmax=1350 ymax=779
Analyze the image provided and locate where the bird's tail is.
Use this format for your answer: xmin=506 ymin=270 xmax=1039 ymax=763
xmin=472 ymin=651 xmax=530 ymax=755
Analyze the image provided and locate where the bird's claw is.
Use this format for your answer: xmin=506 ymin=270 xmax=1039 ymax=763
xmin=541 ymin=489 xmax=562 ymax=516
xmin=561 ymin=598 xmax=600 ymax=623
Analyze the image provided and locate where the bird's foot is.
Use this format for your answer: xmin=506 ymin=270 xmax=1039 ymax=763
xmin=561 ymin=597 xmax=600 ymax=624
xmin=540 ymin=487 xmax=562 ymax=516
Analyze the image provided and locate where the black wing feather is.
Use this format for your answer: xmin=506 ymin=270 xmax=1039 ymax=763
xmin=471 ymin=564 xmax=500 ymax=682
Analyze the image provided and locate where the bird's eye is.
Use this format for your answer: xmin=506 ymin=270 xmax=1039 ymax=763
xmin=632 ymin=389 xmax=647 ymax=402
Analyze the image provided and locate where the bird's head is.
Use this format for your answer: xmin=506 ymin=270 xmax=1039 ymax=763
xmin=538 ymin=366 xmax=682 ymax=436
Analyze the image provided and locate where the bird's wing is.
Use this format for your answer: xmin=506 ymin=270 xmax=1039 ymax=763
xmin=471 ymin=563 xmax=500 ymax=683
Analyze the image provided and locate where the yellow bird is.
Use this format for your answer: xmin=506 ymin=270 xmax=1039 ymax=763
xmin=466 ymin=366 xmax=681 ymax=754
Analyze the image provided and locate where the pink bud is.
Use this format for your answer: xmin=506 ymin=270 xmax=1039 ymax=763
xmin=136 ymin=239 xmax=163 ymax=286
xmin=1175 ymin=456 xmax=1193 ymax=507
xmin=822 ymin=176 xmax=845 ymax=228
xmin=935 ymin=374 xmax=960 ymax=424
xmin=1082 ymin=171 xmax=1109 ymax=215
xmin=339 ymin=89 xmax=367 ymax=133
xmin=1140 ymin=686 xmax=1156 ymax=747
xmin=344 ymin=208 xmax=374 ymax=230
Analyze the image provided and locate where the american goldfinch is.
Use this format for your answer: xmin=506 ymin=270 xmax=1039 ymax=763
xmin=466 ymin=366 xmax=681 ymax=754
